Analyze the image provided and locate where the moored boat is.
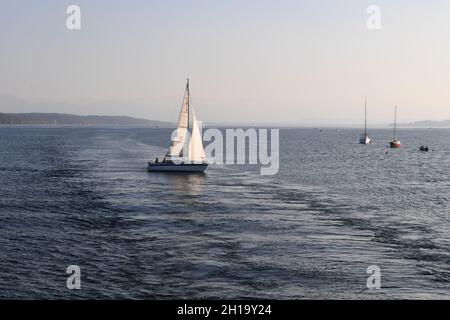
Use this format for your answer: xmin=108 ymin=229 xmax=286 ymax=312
xmin=389 ymin=105 xmax=401 ymax=148
xmin=390 ymin=139 xmax=401 ymax=148
xmin=359 ymin=97 xmax=372 ymax=144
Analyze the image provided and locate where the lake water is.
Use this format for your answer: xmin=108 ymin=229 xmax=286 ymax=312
xmin=0 ymin=126 xmax=449 ymax=299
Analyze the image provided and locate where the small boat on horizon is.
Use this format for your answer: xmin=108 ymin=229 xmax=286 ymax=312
xmin=359 ymin=97 xmax=372 ymax=144
xmin=389 ymin=105 xmax=401 ymax=148
xmin=147 ymin=79 xmax=208 ymax=173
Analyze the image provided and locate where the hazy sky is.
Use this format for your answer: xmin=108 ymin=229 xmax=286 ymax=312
xmin=1 ymin=0 xmax=450 ymax=124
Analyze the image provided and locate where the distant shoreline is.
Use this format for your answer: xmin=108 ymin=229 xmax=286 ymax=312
xmin=2 ymin=124 xmax=450 ymax=130
xmin=0 ymin=124 xmax=173 ymax=128
xmin=0 ymin=112 xmax=171 ymax=127
xmin=2 ymin=112 xmax=450 ymax=129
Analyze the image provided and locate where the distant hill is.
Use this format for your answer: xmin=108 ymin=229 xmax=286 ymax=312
xmin=0 ymin=94 xmax=171 ymax=127
xmin=0 ymin=113 xmax=170 ymax=127
xmin=402 ymin=120 xmax=450 ymax=128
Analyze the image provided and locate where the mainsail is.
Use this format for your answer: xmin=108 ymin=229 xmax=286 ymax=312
xmin=166 ymin=81 xmax=190 ymax=158
xmin=188 ymin=107 xmax=206 ymax=162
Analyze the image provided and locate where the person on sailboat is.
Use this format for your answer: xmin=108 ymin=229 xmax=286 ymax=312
xmin=155 ymin=157 xmax=159 ymax=163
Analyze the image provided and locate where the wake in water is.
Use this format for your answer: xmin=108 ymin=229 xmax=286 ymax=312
xmin=0 ymin=127 xmax=449 ymax=298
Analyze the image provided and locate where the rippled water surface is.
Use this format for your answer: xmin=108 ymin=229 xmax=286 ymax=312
xmin=0 ymin=126 xmax=449 ymax=299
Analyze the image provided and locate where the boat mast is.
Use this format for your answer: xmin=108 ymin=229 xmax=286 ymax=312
xmin=186 ymin=78 xmax=190 ymax=133
xmin=394 ymin=105 xmax=397 ymax=139
xmin=364 ymin=96 xmax=367 ymax=137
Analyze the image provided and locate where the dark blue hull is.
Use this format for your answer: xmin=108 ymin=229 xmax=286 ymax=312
xmin=147 ymin=162 xmax=208 ymax=173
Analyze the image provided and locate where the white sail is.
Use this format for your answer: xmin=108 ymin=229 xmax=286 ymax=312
xmin=188 ymin=107 xmax=206 ymax=163
xmin=166 ymin=82 xmax=189 ymax=158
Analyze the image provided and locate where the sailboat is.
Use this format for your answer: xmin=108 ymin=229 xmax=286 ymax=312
xmin=359 ymin=97 xmax=372 ymax=144
xmin=147 ymin=79 xmax=208 ymax=173
xmin=389 ymin=105 xmax=401 ymax=148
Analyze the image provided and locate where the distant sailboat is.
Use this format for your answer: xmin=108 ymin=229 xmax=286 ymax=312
xmin=390 ymin=105 xmax=401 ymax=148
xmin=359 ymin=97 xmax=372 ymax=144
xmin=147 ymin=79 xmax=208 ymax=172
